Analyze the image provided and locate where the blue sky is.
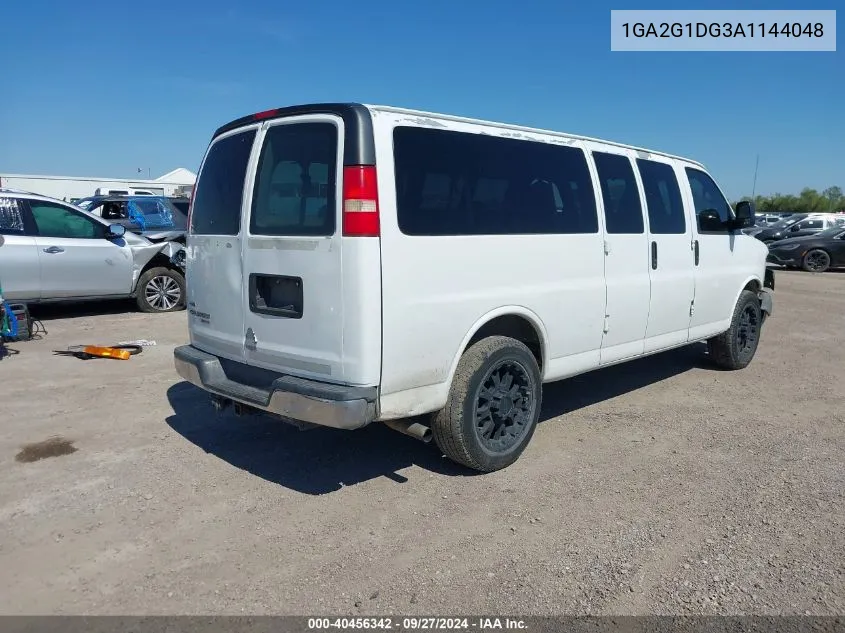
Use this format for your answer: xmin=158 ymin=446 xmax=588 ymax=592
xmin=0 ymin=0 xmax=841 ymax=200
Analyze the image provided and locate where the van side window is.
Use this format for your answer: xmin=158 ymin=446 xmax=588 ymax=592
xmin=419 ymin=173 xmax=453 ymax=211
xmin=191 ymin=129 xmax=257 ymax=235
xmin=593 ymin=152 xmax=643 ymax=234
xmin=250 ymin=123 xmax=338 ymax=237
xmin=393 ymin=127 xmax=598 ymax=236
xmin=685 ymin=168 xmax=732 ymax=233
xmin=637 ymin=159 xmax=686 ymax=234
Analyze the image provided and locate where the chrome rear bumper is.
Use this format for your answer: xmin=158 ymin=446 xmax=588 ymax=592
xmin=173 ymin=345 xmax=377 ymax=430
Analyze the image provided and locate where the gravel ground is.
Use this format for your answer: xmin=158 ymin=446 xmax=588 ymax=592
xmin=0 ymin=270 xmax=842 ymax=616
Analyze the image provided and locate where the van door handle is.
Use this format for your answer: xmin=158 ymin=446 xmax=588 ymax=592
xmin=43 ymin=246 xmax=65 ymax=254
xmin=694 ymin=240 xmax=700 ymax=266
xmin=651 ymin=241 xmax=658 ymax=270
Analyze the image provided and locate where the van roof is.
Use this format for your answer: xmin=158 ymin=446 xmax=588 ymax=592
xmin=365 ymin=104 xmax=706 ymax=168
xmin=212 ymin=102 xmax=705 ymax=169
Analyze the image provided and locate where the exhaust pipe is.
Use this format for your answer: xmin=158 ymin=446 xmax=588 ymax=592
xmin=383 ymin=418 xmax=433 ymax=443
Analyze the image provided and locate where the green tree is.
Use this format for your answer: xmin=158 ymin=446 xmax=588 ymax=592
xmin=822 ymin=186 xmax=844 ymax=211
xmin=734 ymin=185 xmax=844 ymax=213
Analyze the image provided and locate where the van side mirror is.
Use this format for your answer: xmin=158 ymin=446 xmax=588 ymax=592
xmin=729 ymin=200 xmax=755 ymax=230
xmin=106 ymin=223 xmax=126 ymax=239
xmin=699 ymin=209 xmax=725 ymax=232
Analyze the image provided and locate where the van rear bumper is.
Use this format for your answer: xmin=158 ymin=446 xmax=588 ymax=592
xmin=173 ymin=345 xmax=377 ymax=430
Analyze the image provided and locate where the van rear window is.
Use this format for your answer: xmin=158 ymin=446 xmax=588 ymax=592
xmin=393 ymin=127 xmax=598 ymax=236
xmin=250 ymin=122 xmax=338 ymax=237
xmin=191 ymin=129 xmax=257 ymax=236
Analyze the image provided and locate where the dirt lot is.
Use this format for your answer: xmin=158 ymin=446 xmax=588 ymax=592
xmin=1 ymin=271 xmax=842 ymax=616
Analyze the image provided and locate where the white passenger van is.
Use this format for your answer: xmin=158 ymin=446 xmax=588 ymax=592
xmin=174 ymin=103 xmax=774 ymax=472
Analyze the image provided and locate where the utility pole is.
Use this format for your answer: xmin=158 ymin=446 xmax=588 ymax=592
xmin=751 ymin=154 xmax=760 ymax=200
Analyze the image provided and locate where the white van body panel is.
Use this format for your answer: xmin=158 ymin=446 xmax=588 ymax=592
xmin=240 ymin=114 xmax=347 ymax=381
xmin=372 ymin=110 xmax=607 ymax=418
xmin=239 ymin=113 xmax=381 ymax=385
xmin=380 ymin=304 xmax=550 ymax=420
xmin=640 ymin=158 xmax=698 ymax=354
xmin=176 ymin=102 xmax=771 ymax=436
xmin=369 ymin=106 xmax=767 ymax=419
xmin=185 ymin=113 xmax=382 ymax=388
xmin=581 ymin=141 xmax=651 ymax=365
xmin=186 ymin=124 xmax=261 ymax=364
xmin=675 ymin=158 xmax=769 ymax=341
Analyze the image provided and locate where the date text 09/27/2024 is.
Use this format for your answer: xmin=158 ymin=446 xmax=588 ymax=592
xmin=307 ymin=617 xmax=527 ymax=630
xmin=621 ymin=22 xmax=824 ymax=39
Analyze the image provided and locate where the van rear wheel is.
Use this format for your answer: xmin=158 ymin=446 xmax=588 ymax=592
xmin=432 ymin=336 xmax=542 ymax=472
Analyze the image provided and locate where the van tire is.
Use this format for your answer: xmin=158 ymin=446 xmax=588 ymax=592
xmin=706 ymin=290 xmax=761 ymax=370
xmin=136 ymin=267 xmax=186 ymax=313
xmin=432 ymin=336 xmax=542 ymax=472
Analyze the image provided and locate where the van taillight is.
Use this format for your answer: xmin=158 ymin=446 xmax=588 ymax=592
xmin=342 ymin=165 xmax=379 ymax=237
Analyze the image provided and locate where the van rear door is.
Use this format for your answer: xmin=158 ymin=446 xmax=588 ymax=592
xmin=186 ymin=125 xmax=259 ymax=363
xmin=240 ymin=115 xmax=349 ymax=382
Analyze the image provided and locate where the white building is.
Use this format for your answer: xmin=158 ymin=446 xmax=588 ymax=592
xmin=0 ymin=168 xmax=196 ymax=202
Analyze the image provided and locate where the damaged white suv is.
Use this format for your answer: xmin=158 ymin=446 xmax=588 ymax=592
xmin=0 ymin=189 xmax=186 ymax=313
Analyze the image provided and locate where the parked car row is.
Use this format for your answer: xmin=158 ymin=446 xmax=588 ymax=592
xmin=741 ymin=212 xmax=845 ymax=273
xmin=753 ymin=211 xmax=796 ymax=227
xmin=745 ymin=212 xmax=845 ymax=245
xmin=766 ymin=225 xmax=845 ymax=272
xmin=0 ymin=189 xmax=187 ymax=313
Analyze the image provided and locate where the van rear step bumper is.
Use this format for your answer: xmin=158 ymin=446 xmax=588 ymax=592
xmin=173 ymin=345 xmax=377 ymax=430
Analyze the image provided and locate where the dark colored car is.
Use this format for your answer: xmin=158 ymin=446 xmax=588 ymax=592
xmin=751 ymin=214 xmax=831 ymax=244
xmin=743 ymin=213 xmax=806 ymax=238
xmin=766 ymin=226 xmax=845 ymax=272
xmin=167 ymin=197 xmax=191 ymax=216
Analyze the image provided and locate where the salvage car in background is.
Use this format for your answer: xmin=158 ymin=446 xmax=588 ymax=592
xmin=77 ymin=195 xmax=188 ymax=242
xmin=767 ymin=225 xmax=845 ymax=272
xmin=0 ymin=190 xmax=186 ymax=313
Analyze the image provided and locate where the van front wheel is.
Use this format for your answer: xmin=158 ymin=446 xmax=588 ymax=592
xmin=432 ymin=336 xmax=542 ymax=472
xmin=706 ymin=290 xmax=761 ymax=370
